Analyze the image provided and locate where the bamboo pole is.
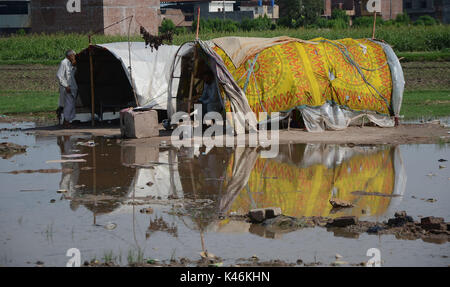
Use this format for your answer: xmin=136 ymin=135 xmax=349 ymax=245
xmin=88 ymin=36 xmax=95 ymax=127
xmin=187 ymin=7 xmax=201 ymax=117
xmin=372 ymin=11 xmax=377 ymax=39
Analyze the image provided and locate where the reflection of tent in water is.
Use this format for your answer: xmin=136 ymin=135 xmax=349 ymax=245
xmin=58 ymin=137 xmax=182 ymax=216
xmin=169 ymin=37 xmax=405 ymax=132
xmin=177 ymin=144 xmax=406 ymax=219
xmin=75 ymin=42 xmax=180 ymax=119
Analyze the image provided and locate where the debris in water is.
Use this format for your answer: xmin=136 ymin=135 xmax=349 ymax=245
xmin=20 ymin=189 xmax=45 ymax=192
xmin=81 ymin=166 xmax=94 ymax=171
xmin=200 ymin=251 xmax=216 ymax=260
xmin=61 ymin=154 xmax=88 ymax=158
xmin=4 ymin=169 xmax=61 ymax=174
xmin=351 ymin=191 xmax=400 ymax=197
xmin=438 ymin=159 xmax=447 ymax=162
xmin=140 ymin=207 xmax=154 ymax=214
xmin=76 ymin=141 xmax=97 ymax=147
xmin=326 ymin=216 xmax=358 ymax=228
xmin=103 ymin=223 xmax=117 ymax=230
xmin=0 ymin=142 xmax=26 ymax=159
xmin=439 ymin=165 xmax=446 ymax=169
xmin=46 ymin=159 xmax=86 ymax=164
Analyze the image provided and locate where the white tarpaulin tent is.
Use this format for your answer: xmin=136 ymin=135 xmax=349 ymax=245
xmin=95 ymin=42 xmax=180 ymax=110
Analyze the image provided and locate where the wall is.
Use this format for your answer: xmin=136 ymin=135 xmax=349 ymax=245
xmin=31 ymin=0 xmax=160 ymax=35
xmin=102 ymin=0 xmax=160 ymax=35
xmin=31 ymin=0 xmax=104 ymax=34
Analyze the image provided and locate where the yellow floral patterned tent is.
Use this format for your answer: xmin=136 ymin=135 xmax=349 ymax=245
xmin=214 ymin=38 xmax=393 ymax=117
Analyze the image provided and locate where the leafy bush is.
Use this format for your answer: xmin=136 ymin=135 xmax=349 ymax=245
xmin=414 ymin=15 xmax=439 ymax=26
xmin=241 ymin=15 xmax=273 ymax=31
xmin=352 ymin=17 xmax=374 ymax=27
xmin=160 ymin=19 xmax=176 ymax=34
xmin=395 ymin=13 xmax=411 ymax=25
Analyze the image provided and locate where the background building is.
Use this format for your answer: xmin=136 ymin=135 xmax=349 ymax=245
xmin=404 ymin=0 xmax=450 ymax=23
xmin=0 ymin=0 xmax=31 ymax=34
xmin=323 ymin=0 xmax=403 ymax=20
xmin=31 ymin=0 xmax=160 ymax=35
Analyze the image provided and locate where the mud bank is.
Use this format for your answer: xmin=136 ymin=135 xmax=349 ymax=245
xmin=29 ymin=122 xmax=450 ymax=145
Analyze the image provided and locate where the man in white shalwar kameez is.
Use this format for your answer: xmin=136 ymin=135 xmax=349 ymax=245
xmin=56 ymin=50 xmax=78 ymax=128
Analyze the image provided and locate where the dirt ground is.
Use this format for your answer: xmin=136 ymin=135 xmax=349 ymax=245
xmin=27 ymin=121 xmax=450 ymax=146
xmin=1 ymin=61 xmax=449 ymax=93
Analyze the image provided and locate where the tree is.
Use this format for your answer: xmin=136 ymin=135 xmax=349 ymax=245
xmin=276 ymin=0 xmax=324 ymax=28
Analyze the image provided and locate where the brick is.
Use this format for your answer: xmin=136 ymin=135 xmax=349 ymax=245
xmin=120 ymin=109 xmax=159 ymax=139
xmin=248 ymin=209 xmax=265 ymax=223
xmin=248 ymin=207 xmax=282 ymax=223
xmin=265 ymin=207 xmax=282 ymax=219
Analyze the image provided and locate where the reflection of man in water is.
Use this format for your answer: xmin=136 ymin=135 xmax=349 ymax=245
xmin=57 ymin=136 xmax=80 ymax=211
xmin=199 ymin=69 xmax=222 ymax=117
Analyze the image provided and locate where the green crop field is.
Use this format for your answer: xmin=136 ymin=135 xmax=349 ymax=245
xmin=0 ymin=25 xmax=449 ymax=65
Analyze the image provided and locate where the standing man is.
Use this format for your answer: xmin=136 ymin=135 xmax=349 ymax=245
xmin=199 ymin=69 xmax=222 ymax=115
xmin=56 ymin=50 xmax=78 ymax=128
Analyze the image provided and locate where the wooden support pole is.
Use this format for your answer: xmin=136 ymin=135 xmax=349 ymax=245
xmin=372 ymin=11 xmax=377 ymax=39
xmin=88 ymin=36 xmax=95 ymax=127
xmin=187 ymin=7 xmax=201 ymax=117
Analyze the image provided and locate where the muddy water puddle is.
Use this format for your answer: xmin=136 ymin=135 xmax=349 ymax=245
xmin=0 ymin=123 xmax=449 ymax=266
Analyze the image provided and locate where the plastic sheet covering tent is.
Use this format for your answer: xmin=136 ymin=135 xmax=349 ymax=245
xmin=86 ymin=42 xmax=180 ymax=110
xmin=169 ymin=37 xmax=405 ymax=132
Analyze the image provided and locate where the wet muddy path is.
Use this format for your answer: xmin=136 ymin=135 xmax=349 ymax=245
xmin=0 ymin=122 xmax=449 ymax=266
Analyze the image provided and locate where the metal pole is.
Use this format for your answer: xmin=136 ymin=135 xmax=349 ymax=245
xmin=88 ymin=36 xmax=95 ymax=127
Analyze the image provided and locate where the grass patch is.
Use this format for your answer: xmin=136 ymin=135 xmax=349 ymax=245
xmin=397 ymin=51 xmax=450 ymax=62
xmin=0 ymin=90 xmax=58 ymax=114
xmin=0 ymin=90 xmax=449 ymax=120
xmin=402 ymin=90 xmax=450 ymax=119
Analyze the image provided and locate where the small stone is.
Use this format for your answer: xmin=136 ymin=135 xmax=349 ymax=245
xmin=50 ymin=199 xmax=56 ymax=203
xmin=335 ymin=253 xmax=343 ymax=259
xmin=394 ymin=211 xmax=407 ymax=218
xmin=57 ymin=189 xmax=67 ymax=193
xmin=426 ymin=198 xmax=437 ymax=203
xmin=439 ymin=165 xmax=446 ymax=169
